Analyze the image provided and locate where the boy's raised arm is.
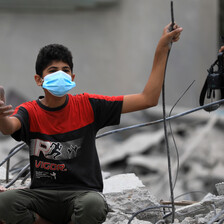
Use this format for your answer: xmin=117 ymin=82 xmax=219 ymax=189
xmin=122 ymin=23 xmax=183 ymax=113
xmin=0 ymin=86 xmax=21 ymax=135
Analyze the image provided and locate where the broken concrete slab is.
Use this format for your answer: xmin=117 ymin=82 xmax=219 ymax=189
xmin=103 ymin=173 xmax=145 ymax=194
xmin=105 ymin=188 xmax=162 ymax=223
xmin=102 ymin=173 xmax=163 ymax=223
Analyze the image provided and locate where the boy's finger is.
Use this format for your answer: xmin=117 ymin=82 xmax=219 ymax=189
xmin=0 ymin=86 xmax=5 ymax=103
xmin=172 ymin=27 xmax=183 ymax=33
xmin=0 ymin=106 xmax=13 ymax=116
xmin=3 ymin=109 xmax=14 ymax=116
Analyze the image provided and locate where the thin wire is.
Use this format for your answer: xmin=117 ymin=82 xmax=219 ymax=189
xmin=168 ymin=80 xmax=195 ymax=190
xmin=21 ymin=172 xmax=31 ymax=185
xmin=0 ymin=143 xmax=26 ymax=167
xmin=4 ymin=163 xmax=30 ymax=188
xmin=174 ymin=190 xmax=207 ymax=200
xmin=162 ymin=45 xmax=175 ymax=222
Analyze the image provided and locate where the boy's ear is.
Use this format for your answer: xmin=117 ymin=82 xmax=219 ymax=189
xmin=34 ymin=74 xmax=43 ymax=86
xmin=71 ymin=74 xmax=75 ymax=81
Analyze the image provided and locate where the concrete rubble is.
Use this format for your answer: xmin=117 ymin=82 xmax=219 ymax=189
xmin=103 ymin=173 xmax=224 ymax=223
xmin=2 ymin=173 xmax=224 ymax=223
xmin=103 ymin=173 xmax=161 ymax=223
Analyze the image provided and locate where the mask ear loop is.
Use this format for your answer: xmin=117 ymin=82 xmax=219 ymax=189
xmin=41 ymin=78 xmax=44 ymax=87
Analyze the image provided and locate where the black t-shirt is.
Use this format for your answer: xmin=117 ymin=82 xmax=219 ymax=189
xmin=11 ymin=93 xmax=123 ymax=192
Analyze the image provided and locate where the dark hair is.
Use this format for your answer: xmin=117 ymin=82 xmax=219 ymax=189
xmin=35 ymin=44 xmax=73 ymax=77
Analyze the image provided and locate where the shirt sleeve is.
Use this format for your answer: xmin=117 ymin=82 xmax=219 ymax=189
xmin=87 ymin=94 xmax=123 ymax=130
xmin=11 ymin=106 xmax=30 ymax=144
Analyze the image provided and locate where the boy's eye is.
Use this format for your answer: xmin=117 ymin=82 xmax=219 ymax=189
xmin=63 ymin=69 xmax=70 ymax=73
xmin=49 ymin=70 xmax=57 ymax=73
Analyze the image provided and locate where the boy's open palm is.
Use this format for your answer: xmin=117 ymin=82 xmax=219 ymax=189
xmin=0 ymin=86 xmax=14 ymax=119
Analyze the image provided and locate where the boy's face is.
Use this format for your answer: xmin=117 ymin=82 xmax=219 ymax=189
xmin=35 ymin=60 xmax=75 ymax=86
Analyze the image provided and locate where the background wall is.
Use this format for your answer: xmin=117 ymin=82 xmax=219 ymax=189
xmin=0 ymin=0 xmax=218 ymax=109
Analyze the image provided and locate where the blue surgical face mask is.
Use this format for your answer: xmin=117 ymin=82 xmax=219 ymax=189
xmin=42 ymin=70 xmax=76 ymax=97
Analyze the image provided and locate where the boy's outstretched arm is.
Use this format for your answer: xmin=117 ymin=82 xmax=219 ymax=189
xmin=0 ymin=86 xmax=21 ymax=135
xmin=122 ymin=23 xmax=183 ymax=113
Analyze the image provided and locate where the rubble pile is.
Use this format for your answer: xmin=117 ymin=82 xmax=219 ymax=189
xmin=3 ymin=172 xmax=224 ymax=223
xmin=103 ymin=173 xmax=224 ymax=223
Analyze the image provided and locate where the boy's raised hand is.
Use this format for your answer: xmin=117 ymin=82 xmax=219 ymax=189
xmin=0 ymin=86 xmax=14 ymax=119
xmin=158 ymin=23 xmax=183 ymax=50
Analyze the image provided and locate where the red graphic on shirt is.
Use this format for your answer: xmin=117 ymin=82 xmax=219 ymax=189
xmin=34 ymin=139 xmax=51 ymax=157
xmin=34 ymin=139 xmax=63 ymax=159
xmin=35 ymin=160 xmax=67 ymax=171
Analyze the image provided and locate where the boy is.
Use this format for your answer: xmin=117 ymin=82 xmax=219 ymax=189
xmin=0 ymin=23 xmax=182 ymax=224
